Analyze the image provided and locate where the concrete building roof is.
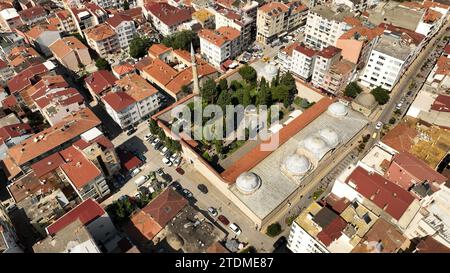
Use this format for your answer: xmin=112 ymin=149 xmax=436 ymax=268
xmin=228 ymin=100 xmax=368 ymax=219
xmin=310 ymin=5 xmax=355 ymax=22
xmin=368 ymin=3 xmax=424 ymax=31
xmin=374 ymin=33 xmax=416 ymax=61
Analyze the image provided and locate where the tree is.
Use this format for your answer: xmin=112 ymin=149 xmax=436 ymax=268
xmin=279 ymin=72 xmax=296 ymax=93
xmin=242 ymin=88 xmax=252 ymax=107
xmin=213 ymin=139 xmax=223 ymax=155
xmin=271 ymin=85 xmax=290 ymax=107
xmin=123 ymin=0 xmax=130 ymax=10
xmin=230 ymin=80 xmax=242 ymax=91
xmin=389 ymin=117 xmax=396 ymax=124
xmin=371 ymin=86 xmax=390 ymax=105
xmin=218 ymin=78 xmax=228 ymax=92
xmin=149 ymin=119 xmax=159 ymax=135
xmin=95 ymin=58 xmax=110 ymax=70
xmin=202 ymin=151 xmax=212 ymax=162
xmin=266 ymin=222 xmax=282 ymax=237
xmin=162 ymin=30 xmax=199 ymax=51
xmin=256 ymin=84 xmax=271 ymax=106
xmin=271 ymin=69 xmax=280 ymax=87
xmin=238 ymin=65 xmax=257 ymax=84
xmin=180 ymin=85 xmax=190 ymax=96
xmin=129 ymin=36 xmax=152 ymax=59
xmin=216 ymin=89 xmax=231 ymax=111
xmin=200 ymin=79 xmax=217 ymax=104
xmin=344 ymin=82 xmax=363 ymax=98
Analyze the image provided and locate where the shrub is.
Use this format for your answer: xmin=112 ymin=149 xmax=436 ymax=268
xmin=266 ymin=222 xmax=282 ymax=237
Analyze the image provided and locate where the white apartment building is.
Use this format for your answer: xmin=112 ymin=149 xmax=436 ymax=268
xmin=332 ymin=0 xmax=368 ymax=13
xmin=304 ymin=5 xmax=354 ymax=50
xmin=212 ymin=7 xmax=255 ymax=48
xmin=103 ymin=74 xmax=160 ymax=129
xmin=84 ymin=23 xmax=120 ymax=58
xmin=311 ymin=46 xmax=341 ymax=89
xmin=198 ymin=27 xmax=241 ymax=68
xmin=106 ymin=14 xmax=136 ymax=51
xmin=92 ymin=0 xmax=136 ymax=9
xmin=291 ymin=44 xmax=317 ymax=80
xmin=359 ymin=33 xmax=416 ymax=91
xmin=145 ymin=3 xmax=192 ymax=36
xmin=70 ymin=4 xmax=108 ymax=37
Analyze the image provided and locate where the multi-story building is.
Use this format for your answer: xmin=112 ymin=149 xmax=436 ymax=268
xmin=18 ymin=5 xmax=47 ymax=25
xmin=256 ymin=1 xmax=308 ymax=45
xmin=311 ymin=46 xmax=341 ymax=89
xmin=0 ymin=203 xmax=23 ymax=253
xmin=84 ymin=24 xmax=120 ymax=58
xmin=322 ymin=59 xmax=356 ymax=95
xmin=92 ymin=0 xmax=136 ymax=9
xmin=213 ymin=7 xmax=255 ymax=49
xmin=106 ymin=14 xmax=136 ymax=51
xmin=0 ymin=59 xmax=14 ymax=86
xmin=0 ymin=8 xmax=23 ymax=31
xmin=49 ymin=36 xmax=92 ymax=72
xmin=332 ymin=0 xmax=368 ymax=13
xmin=145 ymin=3 xmax=192 ymax=36
xmin=304 ymin=5 xmax=355 ymax=50
xmin=102 ymin=73 xmax=160 ymax=129
xmin=198 ymin=26 xmax=241 ymax=68
xmin=359 ymin=33 xmax=419 ymax=91
xmin=192 ymin=8 xmax=215 ymax=29
xmin=0 ymin=32 xmax=25 ymax=59
xmin=24 ymin=24 xmax=61 ymax=57
xmin=84 ymin=70 xmax=118 ymax=101
xmin=291 ymin=44 xmax=317 ymax=80
xmin=69 ymin=3 xmax=108 ymax=37
xmin=54 ymin=10 xmax=77 ymax=34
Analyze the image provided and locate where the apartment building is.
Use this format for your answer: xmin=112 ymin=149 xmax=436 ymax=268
xmin=85 ymin=70 xmax=118 ymax=101
xmin=304 ymin=5 xmax=355 ymax=50
xmin=145 ymin=3 xmax=192 ymax=36
xmin=18 ymin=5 xmax=46 ymax=25
xmin=54 ymin=10 xmax=77 ymax=33
xmin=213 ymin=7 xmax=255 ymax=48
xmin=24 ymin=24 xmax=61 ymax=57
xmin=291 ymin=44 xmax=317 ymax=80
xmin=69 ymin=3 xmax=108 ymax=37
xmin=49 ymin=36 xmax=92 ymax=72
xmin=85 ymin=23 xmax=120 ymax=58
xmin=0 ymin=8 xmax=23 ymax=31
xmin=198 ymin=27 xmax=241 ymax=68
xmin=322 ymin=59 xmax=356 ymax=95
xmin=256 ymin=1 xmax=308 ymax=45
xmin=106 ymin=14 xmax=136 ymax=51
xmin=0 ymin=204 xmax=23 ymax=253
xmin=333 ymin=0 xmax=369 ymax=13
xmin=311 ymin=46 xmax=341 ymax=89
xmin=92 ymin=0 xmax=136 ymax=9
xmin=192 ymin=9 xmax=215 ymax=29
xmin=102 ymin=73 xmax=160 ymax=129
xmin=359 ymin=33 xmax=419 ymax=91
xmin=0 ymin=59 xmax=14 ymax=86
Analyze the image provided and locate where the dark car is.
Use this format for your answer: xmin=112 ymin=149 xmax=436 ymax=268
xmin=161 ymin=173 xmax=172 ymax=183
xmin=126 ymin=127 xmax=136 ymax=136
xmin=273 ymin=236 xmax=287 ymax=249
xmin=175 ymin=167 xmax=185 ymax=175
xmin=171 ymin=181 xmax=182 ymax=191
xmin=218 ymin=215 xmax=230 ymax=226
xmin=197 ymin=184 xmax=208 ymax=194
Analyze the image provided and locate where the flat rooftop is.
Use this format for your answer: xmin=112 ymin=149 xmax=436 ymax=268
xmin=230 ymin=103 xmax=368 ymax=219
xmin=311 ymin=5 xmax=355 ymax=22
xmin=368 ymin=3 xmax=424 ymax=31
xmin=374 ymin=34 xmax=416 ymax=61
xmin=359 ymin=144 xmax=394 ymax=175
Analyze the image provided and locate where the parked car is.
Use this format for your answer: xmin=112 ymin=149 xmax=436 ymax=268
xmin=207 ymin=207 xmax=218 ymax=217
xmin=175 ymin=167 xmax=185 ymax=175
xmin=161 ymin=173 xmax=172 ymax=183
xmin=182 ymin=189 xmax=193 ymax=198
xmin=160 ymin=147 xmax=168 ymax=155
xmin=170 ymin=153 xmax=178 ymax=162
xmin=130 ymin=168 xmax=141 ymax=177
xmin=156 ymin=168 xmax=165 ymax=176
xmin=375 ymin=121 xmax=383 ymax=130
xmin=144 ymin=134 xmax=152 ymax=140
xmin=173 ymin=157 xmax=181 ymax=166
xmin=154 ymin=142 xmax=163 ymax=150
xmin=273 ymin=236 xmax=287 ymax=249
xmin=218 ymin=215 xmax=230 ymax=225
xmin=197 ymin=184 xmax=208 ymax=194
xmin=229 ymin=223 xmax=241 ymax=236
xmin=171 ymin=181 xmax=182 ymax=191
xmin=126 ymin=127 xmax=136 ymax=136
xmin=151 ymin=138 xmax=160 ymax=146
xmin=162 ymin=157 xmax=172 ymax=166
xmin=396 ymin=103 xmax=402 ymax=110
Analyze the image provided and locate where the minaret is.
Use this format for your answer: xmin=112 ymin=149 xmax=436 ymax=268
xmin=191 ymin=43 xmax=200 ymax=95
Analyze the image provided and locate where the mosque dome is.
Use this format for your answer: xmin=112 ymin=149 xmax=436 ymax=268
xmin=319 ymin=128 xmax=339 ymax=147
xmin=283 ymin=154 xmax=311 ymax=175
xmin=304 ymin=136 xmax=328 ymax=154
xmin=327 ymin=102 xmax=348 ymax=117
xmin=355 ymin=92 xmax=377 ymax=108
xmin=236 ymin=172 xmax=261 ymax=194
xmin=264 ymin=63 xmax=278 ymax=78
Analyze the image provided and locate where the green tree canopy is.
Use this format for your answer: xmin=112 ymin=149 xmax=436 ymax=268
xmin=216 ymin=89 xmax=231 ymax=111
xmin=200 ymin=79 xmax=217 ymax=104
xmin=371 ymin=86 xmax=390 ymax=105
xmin=242 ymin=88 xmax=252 ymax=107
xmin=256 ymin=82 xmax=271 ymax=106
xmin=239 ymin=65 xmax=257 ymax=84
xmin=123 ymin=0 xmax=130 ymax=10
xmin=271 ymin=85 xmax=290 ymax=107
xmin=95 ymin=58 xmax=110 ymax=71
xmin=129 ymin=36 xmax=152 ymax=59
xmin=266 ymin=222 xmax=282 ymax=237
xmin=344 ymin=82 xmax=363 ymax=98
xmin=218 ymin=78 xmax=228 ymax=92
xmin=162 ymin=30 xmax=199 ymax=51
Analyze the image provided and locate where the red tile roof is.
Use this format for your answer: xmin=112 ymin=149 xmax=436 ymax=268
xmin=316 ymin=216 xmax=347 ymax=246
xmin=346 ymin=166 xmax=415 ymax=220
xmin=148 ymin=43 xmax=172 ymax=58
xmin=30 ymin=152 xmax=65 ymax=178
xmin=106 ymin=14 xmax=133 ymax=28
xmin=46 ymin=198 xmax=105 ymax=235
xmin=1 ymin=95 xmax=18 ymax=109
xmin=317 ymin=46 xmax=341 ymax=59
xmin=118 ymin=150 xmax=142 ymax=171
xmin=19 ymin=5 xmax=46 ymax=20
xmin=415 ymin=236 xmax=450 ymax=253
xmin=0 ymin=123 xmax=31 ymax=143
xmin=142 ymin=187 xmax=188 ymax=227
xmin=84 ymin=70 xmax=117 ymax=96
xmin=7 ymin=64 xmax=49 ymax=94
xmin=221 ymin=97 xmax=334 ymax=183
xmin=146 ymin=3 xmax=192 ymax=27
xmin=59 ymin=146 xmax=102 ymax=190
xmin=381 ymin=121 xmax=418 ymax=152
xmin=103 ymin=92 xmax=136 ymax=112
xmin=435 ymin=56 xmax=450 ymax=76
xmin=431 ymin=94 xmax=450 ymax=112
xmin=294 ymin=44 xmax=317 ymax=58
xmin=127 ymin=210 xmax=162 ymax=242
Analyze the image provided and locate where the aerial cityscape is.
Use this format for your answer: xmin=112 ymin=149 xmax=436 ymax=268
xmin=0 ymin=0 xmax=449 ymax=256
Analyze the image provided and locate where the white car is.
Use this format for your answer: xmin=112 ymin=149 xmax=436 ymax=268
xmin=170 ymin=153 xmax=178 ymax=162
xmin=162 ymin=157 xmax=172 ymax=166
xmin=151 ymin=138 xmax=160 ymax=146
xmin=130 ymin=168 xmax=141 ymax=177
xmin=396 ymin=103 xmax=402 ymax=110
xmin=229 ymin=223 xmax=241 ymax=236
xmin=375 ymin=121 xmax=383 ymax=130
xmin=160 ymin=147 xmax=168 ymax=155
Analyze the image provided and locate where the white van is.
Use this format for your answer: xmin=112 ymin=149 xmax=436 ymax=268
xmin=134 ymin=175 xmax=148 ymax=187
xmin=229 ymin=223 xmax=241 ymax=236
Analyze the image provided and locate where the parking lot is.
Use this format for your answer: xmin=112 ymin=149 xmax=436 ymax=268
xmin=101 ymin=122 xmax=278 ymax=252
